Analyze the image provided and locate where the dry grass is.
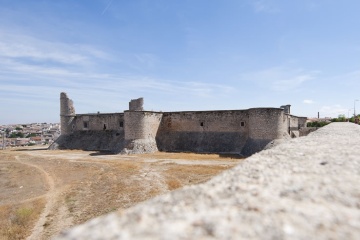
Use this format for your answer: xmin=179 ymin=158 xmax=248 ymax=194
xmin=164 ymin=164 xmax=230 ymax=188
xmin=0 ymin=147 xmax=241 ymax=239
xmin=0 ymin=198 xmax=45 ymax=240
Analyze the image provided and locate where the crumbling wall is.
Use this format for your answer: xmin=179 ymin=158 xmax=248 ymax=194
xmin=156 ymin=110 xmax=249 ymax=154
xmin=129 ymin=98 xmax=144 ymax=111
xmin=60 ymin=92 xmax=76 ymax=135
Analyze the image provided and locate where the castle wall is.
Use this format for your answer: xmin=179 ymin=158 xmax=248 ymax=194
xmin=73 ymin=113 xmax=124 ymax=131
xmin=55 ymin=92 xmax=307 ymax=156
xmin=156 ymin=111 xmax=249 ymax=153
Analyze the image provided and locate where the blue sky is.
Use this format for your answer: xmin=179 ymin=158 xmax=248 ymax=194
xmin=1 ymin=0 xmax=360 ymax=124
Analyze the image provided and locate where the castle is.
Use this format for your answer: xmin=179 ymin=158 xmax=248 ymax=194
xmin=50 ymin=92 xmax=307 ymax=156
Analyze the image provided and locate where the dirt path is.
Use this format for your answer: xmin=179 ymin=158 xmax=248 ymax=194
xmin=15 ymin=156 xmax=72 ymax=240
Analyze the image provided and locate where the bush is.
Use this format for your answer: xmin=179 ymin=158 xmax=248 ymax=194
xmin=307 ymin=121 xmax=329 ymax=127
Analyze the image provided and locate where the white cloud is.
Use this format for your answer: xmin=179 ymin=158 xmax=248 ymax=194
xmin=0 ymin=31 xmax=110 ymax=66
xmin=303 ymin=99 xmax=314 ymax=104
xmin=241 ymin=66 xmax=317 ymax=91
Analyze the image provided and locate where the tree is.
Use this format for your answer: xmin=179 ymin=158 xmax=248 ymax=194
xmin=337 ymin=114 xmax=346 ymax=122
xmin=9 ymin=132 xmax=25 ymax=138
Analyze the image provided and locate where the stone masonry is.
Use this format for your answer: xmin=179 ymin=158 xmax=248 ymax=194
xmin=50 ymin=92 xmax=307 ymax=156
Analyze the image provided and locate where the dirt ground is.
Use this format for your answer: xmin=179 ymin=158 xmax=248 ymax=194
xmin=0 ymin=147 xmax=241 ymax=240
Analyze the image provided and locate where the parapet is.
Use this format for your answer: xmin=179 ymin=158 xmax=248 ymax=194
xmin=129 ymin=98 xmax=144 ymax=111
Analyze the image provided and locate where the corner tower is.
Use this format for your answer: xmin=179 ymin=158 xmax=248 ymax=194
xmin=123 ymin=98 xmax=162 ymax=153
xmin=60 ymin=92 xmax=76 ymax=135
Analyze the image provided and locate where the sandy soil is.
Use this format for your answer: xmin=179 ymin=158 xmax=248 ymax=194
xmin=0 ymin=147 xmax=241 ymax=239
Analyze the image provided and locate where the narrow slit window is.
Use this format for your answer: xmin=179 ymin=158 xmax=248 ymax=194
xmin=83 ymin=121 xmax=88 ymax=129
xmin=120 ymin=121 xmax=123 ymax=127
xmin=200 ymin=122 xmax=204 ymax=127
xmin=241 ymin=121 xmax=245 ymax=127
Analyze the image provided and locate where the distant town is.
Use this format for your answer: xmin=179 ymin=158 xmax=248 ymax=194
xmin=0 ymin=123 xmax=60 ymax=148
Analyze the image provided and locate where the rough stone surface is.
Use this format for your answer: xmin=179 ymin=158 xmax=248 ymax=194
xmin=54 ymin=92 xmax=307 ymax=156
xmin=55 ymin=122 xmax=360 ymax=240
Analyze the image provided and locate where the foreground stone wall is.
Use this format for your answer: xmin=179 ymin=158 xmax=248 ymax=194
xmin=56 ymin=122 xmax=360 ymax=239
xmin=156 ymin=110 xmax=249 ymax=153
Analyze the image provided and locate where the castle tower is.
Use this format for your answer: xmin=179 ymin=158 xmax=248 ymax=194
xmin=60 ymin=92 xmax=76 ymax=135
xmin=242 ymin=108 xmax=288 ymax=156
xmin=123 ymin=98 xmax=162 ymax=153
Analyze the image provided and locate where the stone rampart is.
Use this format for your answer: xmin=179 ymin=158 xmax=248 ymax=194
xmin=49 ymin=130 xmax=125 ymax=152
xmin=53 ymin=92 xmax=307 ymax=156
xmin=73 ymin=113 xmax=124 ymax=131
xmin=156 ymin=110 xmax=249 ymax=153
xmin=55 ymin=123 xmax=360 ymax=239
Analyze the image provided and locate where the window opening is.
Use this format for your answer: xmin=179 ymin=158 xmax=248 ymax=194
xmin=120 ymin=122 xmax=123 ymax=127
xmin=241 ymin=121 xmax=245 ymax=127
xmin=103 ymin=124 xmax=107 ymax=130
xmin=200 ymin=122 xmax=204 ymax=127
xmin=83 ymin=121 xmax=88 ymax=129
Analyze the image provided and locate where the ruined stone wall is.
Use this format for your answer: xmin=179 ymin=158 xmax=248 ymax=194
xmin=156 ymin=111 xmax=249 ymax=153
xmin=129 ymin=98 xmax=144 ymax=111
xmin=60 ymin=92 xmax=76 ymax=135
xmin=72 ymin=113 xmax=124 ymax=131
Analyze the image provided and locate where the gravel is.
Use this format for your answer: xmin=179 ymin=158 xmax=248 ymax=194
xmin=55 ymin=122 xmax=360 ymax=240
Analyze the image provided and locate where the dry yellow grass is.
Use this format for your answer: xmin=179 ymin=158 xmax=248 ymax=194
xmin=0 ymin=147 xmax=241 ymax=239
xmin=0 ymin=198 xmax=45 ymax=240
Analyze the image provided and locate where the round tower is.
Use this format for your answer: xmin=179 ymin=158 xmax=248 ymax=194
xmin=60 ymin=92 xmax=76 ymax=135
xmin=248 ymin=108 xmax=287 ymax=141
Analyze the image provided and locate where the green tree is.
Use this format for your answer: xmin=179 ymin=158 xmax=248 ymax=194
xmin=9 ymin=132 xmax=25 ymax=138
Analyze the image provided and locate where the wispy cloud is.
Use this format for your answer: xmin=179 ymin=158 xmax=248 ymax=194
xmin=0 ymin=31 xmax=110 ymax=66
xmin=241 ymin=66 xmax=317 ymax=91
xmin=101 ymin=0 xmax=114 ymax=15
xmin=320 ymin=104 xmax=348 ymax=117
xmin=303 ymin=99 xmax=314 ymax=104
xmin=251 ymin=0 xmax=280 ymax=13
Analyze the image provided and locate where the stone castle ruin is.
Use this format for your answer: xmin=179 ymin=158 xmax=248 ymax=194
xmin=50 ymin=92 xmax=307 ymax=156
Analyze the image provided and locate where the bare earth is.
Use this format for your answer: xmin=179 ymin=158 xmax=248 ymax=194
xmin=0 ymin=147 xmax=240 ymax=240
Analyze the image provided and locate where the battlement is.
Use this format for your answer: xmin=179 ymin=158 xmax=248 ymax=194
xmin=52 ymin=93 xmax=306 ymax=156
